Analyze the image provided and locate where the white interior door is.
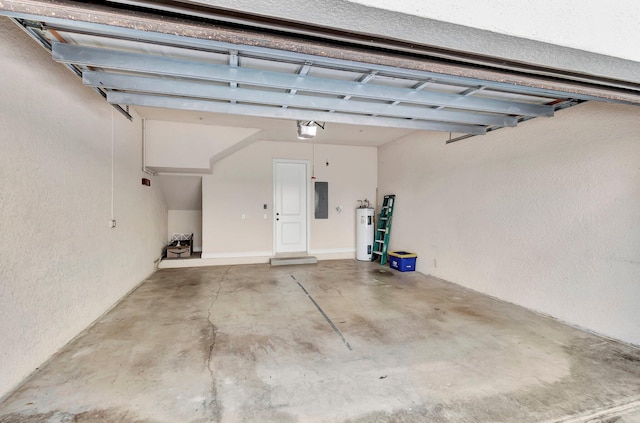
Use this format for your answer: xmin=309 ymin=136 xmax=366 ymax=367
xmin=274 ymin=160 xmax=308 ymax=254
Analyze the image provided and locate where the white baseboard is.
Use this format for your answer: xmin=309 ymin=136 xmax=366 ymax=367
xmin=201 ymin=249 xmax=355 ymax=259
xmin=310 ymin=248 xmax=356 ymax=261
xmin=158 ymin=249 xmax=356 ymax=269
xmin=159 ymin=255 xmax=271 ymax=268
xmin=201 ymin=251 xmax=273 ymax=259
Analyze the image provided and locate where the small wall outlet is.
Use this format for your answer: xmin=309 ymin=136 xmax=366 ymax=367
xmin=263 ymin=213 xmax=268 ymax=219
xmin=241 ymin=214 xmax=246 ymax=220
xmin=109 ymin=219 xmax=117 ymax=228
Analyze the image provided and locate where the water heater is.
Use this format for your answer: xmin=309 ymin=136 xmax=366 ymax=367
xmin=356 ymin=208 xmax=375 ymax=261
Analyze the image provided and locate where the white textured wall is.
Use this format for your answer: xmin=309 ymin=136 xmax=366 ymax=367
xmin=0 ymin=18 xmax=167 ymax=397
xmin=349 ymin=0 xmax=640 ymax=62
xmin=378 ymin=101 xmax=640 ymax=345
xmin=202 ymin=141 xmax=377 ymax=259
xmin=145 ymin=120 xmax=259 ymax=172
xmin=168 ymin=210 xmax=203 ymax=251
xmin=191 ymin=0 xmax=640 ymax=84
xmin=158 ymin=175 xmax=202 ymax=211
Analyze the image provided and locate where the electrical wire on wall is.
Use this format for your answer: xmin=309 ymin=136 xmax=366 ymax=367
xmin=110 ymin=108 xmax=116 ymax=228
xmin=311 ymin=138 xmax=316 ymax=180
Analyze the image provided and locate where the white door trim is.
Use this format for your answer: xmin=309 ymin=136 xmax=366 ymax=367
xmin=273 ymin=159 xmax=311 ymax=255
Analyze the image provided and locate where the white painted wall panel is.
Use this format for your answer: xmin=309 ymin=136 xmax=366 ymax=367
xmin=158 ymin=175 xmax=202 ymax=211
xmin=378 ymin=101 xmax=640 ymax=345
xmin=145 ymin=120 xmax=260 ymax=172
xmin=0 ymin=18 xmax=167 ymax=397
xmin=202 ymin=141 xmax=377 ymax=258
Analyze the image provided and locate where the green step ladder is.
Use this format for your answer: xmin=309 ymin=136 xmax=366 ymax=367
xmin=372 ymin=194 xmax=396 ymax=265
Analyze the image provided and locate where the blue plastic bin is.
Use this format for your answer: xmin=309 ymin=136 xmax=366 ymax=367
xmin=388 ymin=251 xmax=417 ymax=272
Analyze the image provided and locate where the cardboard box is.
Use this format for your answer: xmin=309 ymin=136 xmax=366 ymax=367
xmin=167 ymin=246 xmax=191 ymax=258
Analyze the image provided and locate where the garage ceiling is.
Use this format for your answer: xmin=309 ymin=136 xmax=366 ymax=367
xmin=2 ymin=0 xmax=639 ymax=143
xmin=56 ymin=35 xmax=563 ymax=135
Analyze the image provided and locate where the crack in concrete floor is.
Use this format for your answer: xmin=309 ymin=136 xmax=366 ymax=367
xmin=206 ymin=266 xmax=231 ymax=423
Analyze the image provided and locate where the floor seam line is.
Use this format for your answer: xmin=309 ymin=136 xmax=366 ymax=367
xmin=291 ymin=274 xmax=352 ymax=351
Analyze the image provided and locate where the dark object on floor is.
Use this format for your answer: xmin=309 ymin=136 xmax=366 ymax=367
xmin=389 ymin=251 xmax=417 ymax=272
xmin=166 ymin=233 xmax=193 ymax=258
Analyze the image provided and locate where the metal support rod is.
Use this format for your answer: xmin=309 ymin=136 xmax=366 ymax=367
xmin=228 ymin=49 xmax=238 ymax=104
xmin=446 ymin=99 xmax=585 ymax=144
xmin=10 ymin=18 xmax=133 ymax=121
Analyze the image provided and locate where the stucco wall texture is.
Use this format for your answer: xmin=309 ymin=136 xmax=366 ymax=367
xmin=191 ymin=0 xmax=640 ymax=84
xmin=0 ymin=18 xmax=167 ymax=398
xmin=378 ymin=101 xmax=640 ymax=346
xmin=348 ymin=0 xmax=640 ymax=63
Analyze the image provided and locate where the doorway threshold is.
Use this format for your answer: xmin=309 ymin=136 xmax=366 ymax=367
xmin=270 ymin=256 xmax=318 ymax=266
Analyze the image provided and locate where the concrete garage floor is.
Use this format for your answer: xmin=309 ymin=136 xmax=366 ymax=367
xmin=1 ymin=260 xmax=640 ymax=422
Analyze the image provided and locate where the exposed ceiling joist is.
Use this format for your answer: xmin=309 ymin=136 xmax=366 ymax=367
xmin=228 ymin=49 xmax=238 ymax=103
xmin=106 ymin=91 xmax=488 ymax=134
xmin=1 ymin=0 xmax=639 ymax=104
xmin=284 ymin=63 xmax=311 ymax=104
xmin=83 ymin=71 xmax=518 ymax=127
xmin=5 ymin=0 xmax=631 ymax=141
xmin=34 ymin=16 xmax=587 ymax=104
xmin=52 ymin=43 xmax=554 ymax=118
xmin=340 ymin=72 xmax=377 ymax=102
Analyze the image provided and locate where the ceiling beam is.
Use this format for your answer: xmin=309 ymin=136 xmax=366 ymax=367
xmin=434 ymin=86 xmax=488 ymax=111
xmin=83 ymin=71 xmax=518 ymax=127
xmin=53 ymin=43 xmax=553 ymax=117
xmin=389 ymin=80 xmax=434 ymax=107
xmin=283 ymin=62 xmax=312 ymax=109
xmin=40 ymin=15 xmax=591 ymax=103
xmin=341 ymin=71 xmax=377 ymax=101
xmin=2 ymin=0 xmax=639 ymax=104
xmin=288 ymin=63 xmax=312 ymax=96
xmin=106 ymin=91 xmax=487 ymax=134
xmin=228 ymin=49 xmax=238 ymax=103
